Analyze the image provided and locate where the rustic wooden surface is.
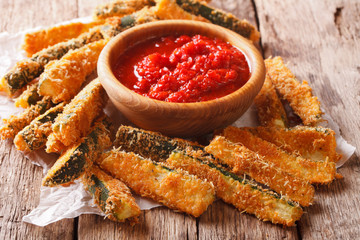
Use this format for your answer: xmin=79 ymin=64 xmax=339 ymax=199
xmin=0 ymin=0 xmax=359 ymax=239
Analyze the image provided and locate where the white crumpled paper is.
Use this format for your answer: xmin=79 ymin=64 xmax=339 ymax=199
xmin=0 ymin=18 xmax=355 ymax=227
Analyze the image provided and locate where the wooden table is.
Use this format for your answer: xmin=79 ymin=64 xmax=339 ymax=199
xmin=1 ymin=0 xmax=359 ymax=239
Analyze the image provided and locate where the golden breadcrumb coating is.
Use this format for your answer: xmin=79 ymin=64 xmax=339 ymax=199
xmin=220 ymin=126 xmax=336 ymax=184
xmin=38 ymin=39 xmax=108 ymax=103
xmin=254 ymin=73 xmax=287 ymax=128
xmin=22 ymin=21 xmax=103 ymax=57
xmin=94 ymin=0 xmax=153 ymax=20
xmin=265 ymin=57 xmax=323 ymax=126
xmin=14 ymin=103 xmax=65 ymax=151
xmin=97 ymin=149 xmax=216 ymax=217
xmin=0 ymin=97 xmax=53 ymax=140
xmin=166 ymin=151 xmax=303 ymax=226
xmin=154 ymin=0 xmax=208 ymax=21
xmin=43 ymin=118 xmax=112 ymax=186
xmin=205 ymin=136 xmax=315 ymax=206
xmin=244 ymin=126 xmax=342 ymax=163
xmin=46 ymin=79 xmax=106 ymax=153
xmin=82 ymin=164 xmax=141 ymax=224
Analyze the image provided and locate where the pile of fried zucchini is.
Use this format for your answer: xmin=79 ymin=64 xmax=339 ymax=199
xmin=0 ymin=0 xmax=342 ymax=227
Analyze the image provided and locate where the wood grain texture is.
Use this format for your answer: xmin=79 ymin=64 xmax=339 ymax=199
xmin=0 ymin=0 xmax=359 ymax=239
xmin=255 ymin=0 xmax=360 ymax=239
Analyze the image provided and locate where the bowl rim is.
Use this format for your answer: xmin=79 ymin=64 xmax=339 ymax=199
xmin=98 ymin=20 xmax=265 ymax=110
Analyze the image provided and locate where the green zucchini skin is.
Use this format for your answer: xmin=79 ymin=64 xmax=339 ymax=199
xmin=2 ymin=28 xmax=103 ymax=96
xmin=14 ymin=103 xmax=65 ymax=151
xmin=167 ymin=151 xmax=303 ymax=226
xmin=175 ymin=0 xmax=259 ymax=41
xmin=82 ymin=165 xmax=141 ymax=223
xmin=94 ymin=0 xmax=155 ymax=19
xmin=0 ymin=97 xmax=53 ymax=140
xmin=42 ymin=118 xmax=112 ymax=187
xmin=114 ymin=125 xmax=203 ymax=162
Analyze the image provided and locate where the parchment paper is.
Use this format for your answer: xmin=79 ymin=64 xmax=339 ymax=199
xmin=0 ymin=18 xmax=355 ymax=227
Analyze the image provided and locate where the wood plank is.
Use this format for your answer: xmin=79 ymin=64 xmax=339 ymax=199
xmin=254 ymin=0 xmax=360 ymax=238
xmin=78 ymin=208 xmax=197 ymax=239
xmin=0 ymin=0 xmax=78 ymax=239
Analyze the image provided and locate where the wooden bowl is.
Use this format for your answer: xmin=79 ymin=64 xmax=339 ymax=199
xmin=98 ymin=20 xmax=265 ymax=137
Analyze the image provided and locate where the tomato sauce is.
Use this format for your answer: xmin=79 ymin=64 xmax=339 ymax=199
xmin=113 ymin=35 xmax=250 ymax=103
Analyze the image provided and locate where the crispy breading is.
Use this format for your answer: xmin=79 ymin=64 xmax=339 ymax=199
xmin=244 ymin=126 xmax=341 ymax=163
xmin=22 ymin=21 xmax=103 ymax=57
xmin=14 ymin=82 xmax=41 ymax=108
xmin=97 ymin=149 xmax=215 ymax=217
xmin=82 ymin=164 xmax=141 ymax=224
xmin=43 ymin=118 xmax=112 ymax=186
xmin=166 ymin=151 xmax=303 ymax=226
xmin=205 ymin=136 xmax=315 ymax=206
xmin=14 ymin=103 xmax=64 ymax=151
xmin=46 ymin=79 xmax=106 ymax=153
xmin=94 ymin=0 xmax=154 ymax=20
xmin=114 ymin=125 xmax=203 ymax=162
xmin=38 ymin=39 xmax=108 ymax=103
xmin=0 ymin=97 xmax=53 ymax=140
xmin=154 ymin=0 xmax=208 ymax=21
xmin=220 ymin=126 xmax=336 ymax=184
xmin=254 ymin=73 xmax=287 ymax=128
xmin=265 ymin=57 xmax=323 ymax=126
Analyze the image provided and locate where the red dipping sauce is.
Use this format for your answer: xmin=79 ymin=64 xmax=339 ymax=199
xmin=113 ymin=35 xmax=251 ymax=103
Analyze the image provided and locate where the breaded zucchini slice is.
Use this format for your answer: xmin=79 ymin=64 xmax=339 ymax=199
xmin=205 ymin=136 xmax=314 ymax=206
xmin=0 ymin=97 xmax=53 ymax=140
xmin=46 ymin=79 xmax=107 ymax=152
xmin=154 ymin=0 xmax=209 ymax=22
xmin=265 ymin=57 xmax=323 ymax=126
xmin=254 ymin=73 xmax=287 ymax=128
xmin=42 ymin=118 xmax=112 ymax=187
xmin=175 ymin=0 xmax=260 ymax=42
xmin=114 ymin=125 xmax=203 ymax=162
xmin=22 ymin=21 xmax=103 ymax=57
xmin=82 ymin=164 xmax=141 ymax=224
xmin=100 ymin=7 xmax=159 ymax=39
xmin=94 ymin=0 xmax=154 ymax=20
xmin=14 ymin=82 xmax=42 ymax=108
xmin=14 ymin=103 xmax=65 ymax=151
xmin=167 ymin=151 xmax=303 ymax=226
xmin=1 ymin=27 xmax=103 ymax=96
xmin=97 ymin=149 xmax=215 ymax=217
xmin=244 ymin=126 xmax=341 ymax=163
xmin=38 ymin=39 xmax=108 ymax=103
xmin=220 ymin=126 xmax=336 ymax=184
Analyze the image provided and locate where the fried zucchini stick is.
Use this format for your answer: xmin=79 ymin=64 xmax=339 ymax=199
xmin=14 ymin=103 xmax=65 ymax=151
xmin=46 ymin=79 xmax=107 ymax=153
xmin=265 ymin=57 xmax=323 ymax=126
xmin=167 ymin=151 xmax=303 ymax=226
xmin=43 ymin=118 xmax=112 ymax=187
xmin=22 ymin=21 xmax=104 ymax=57
xmin=254 ymin=74 xmax=287 ymax=128
xmin=1 ymin=28 xmax=103 ymax=96
xmin=244 ymin=126 xmax=341 ymax=163
xmin=97 ymin=149 xmax=215 ymax=217
xmin=154 ymin=0 xmax=209 ymax=21
xmin=14 ymin=82 xmax=42 ymax=108
xmin=82 ymin=164 xmax=141 ymax=224
xmin=205 ymin=136 xmax=314 ymax=206
xmin=38 ymin=39 xmax=108 ymax=103
xmin=114 ymin=125 xmax=203 ymax=162
xmin=175 ymin=0 xmax=260 ymax=42
xmin=220 ymin=126 xmax=336 ymax=184
xmin=0 ymin=97 xmax=53 ymax=140
xmin=94 ymin=0 xmax=154 ymax=20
